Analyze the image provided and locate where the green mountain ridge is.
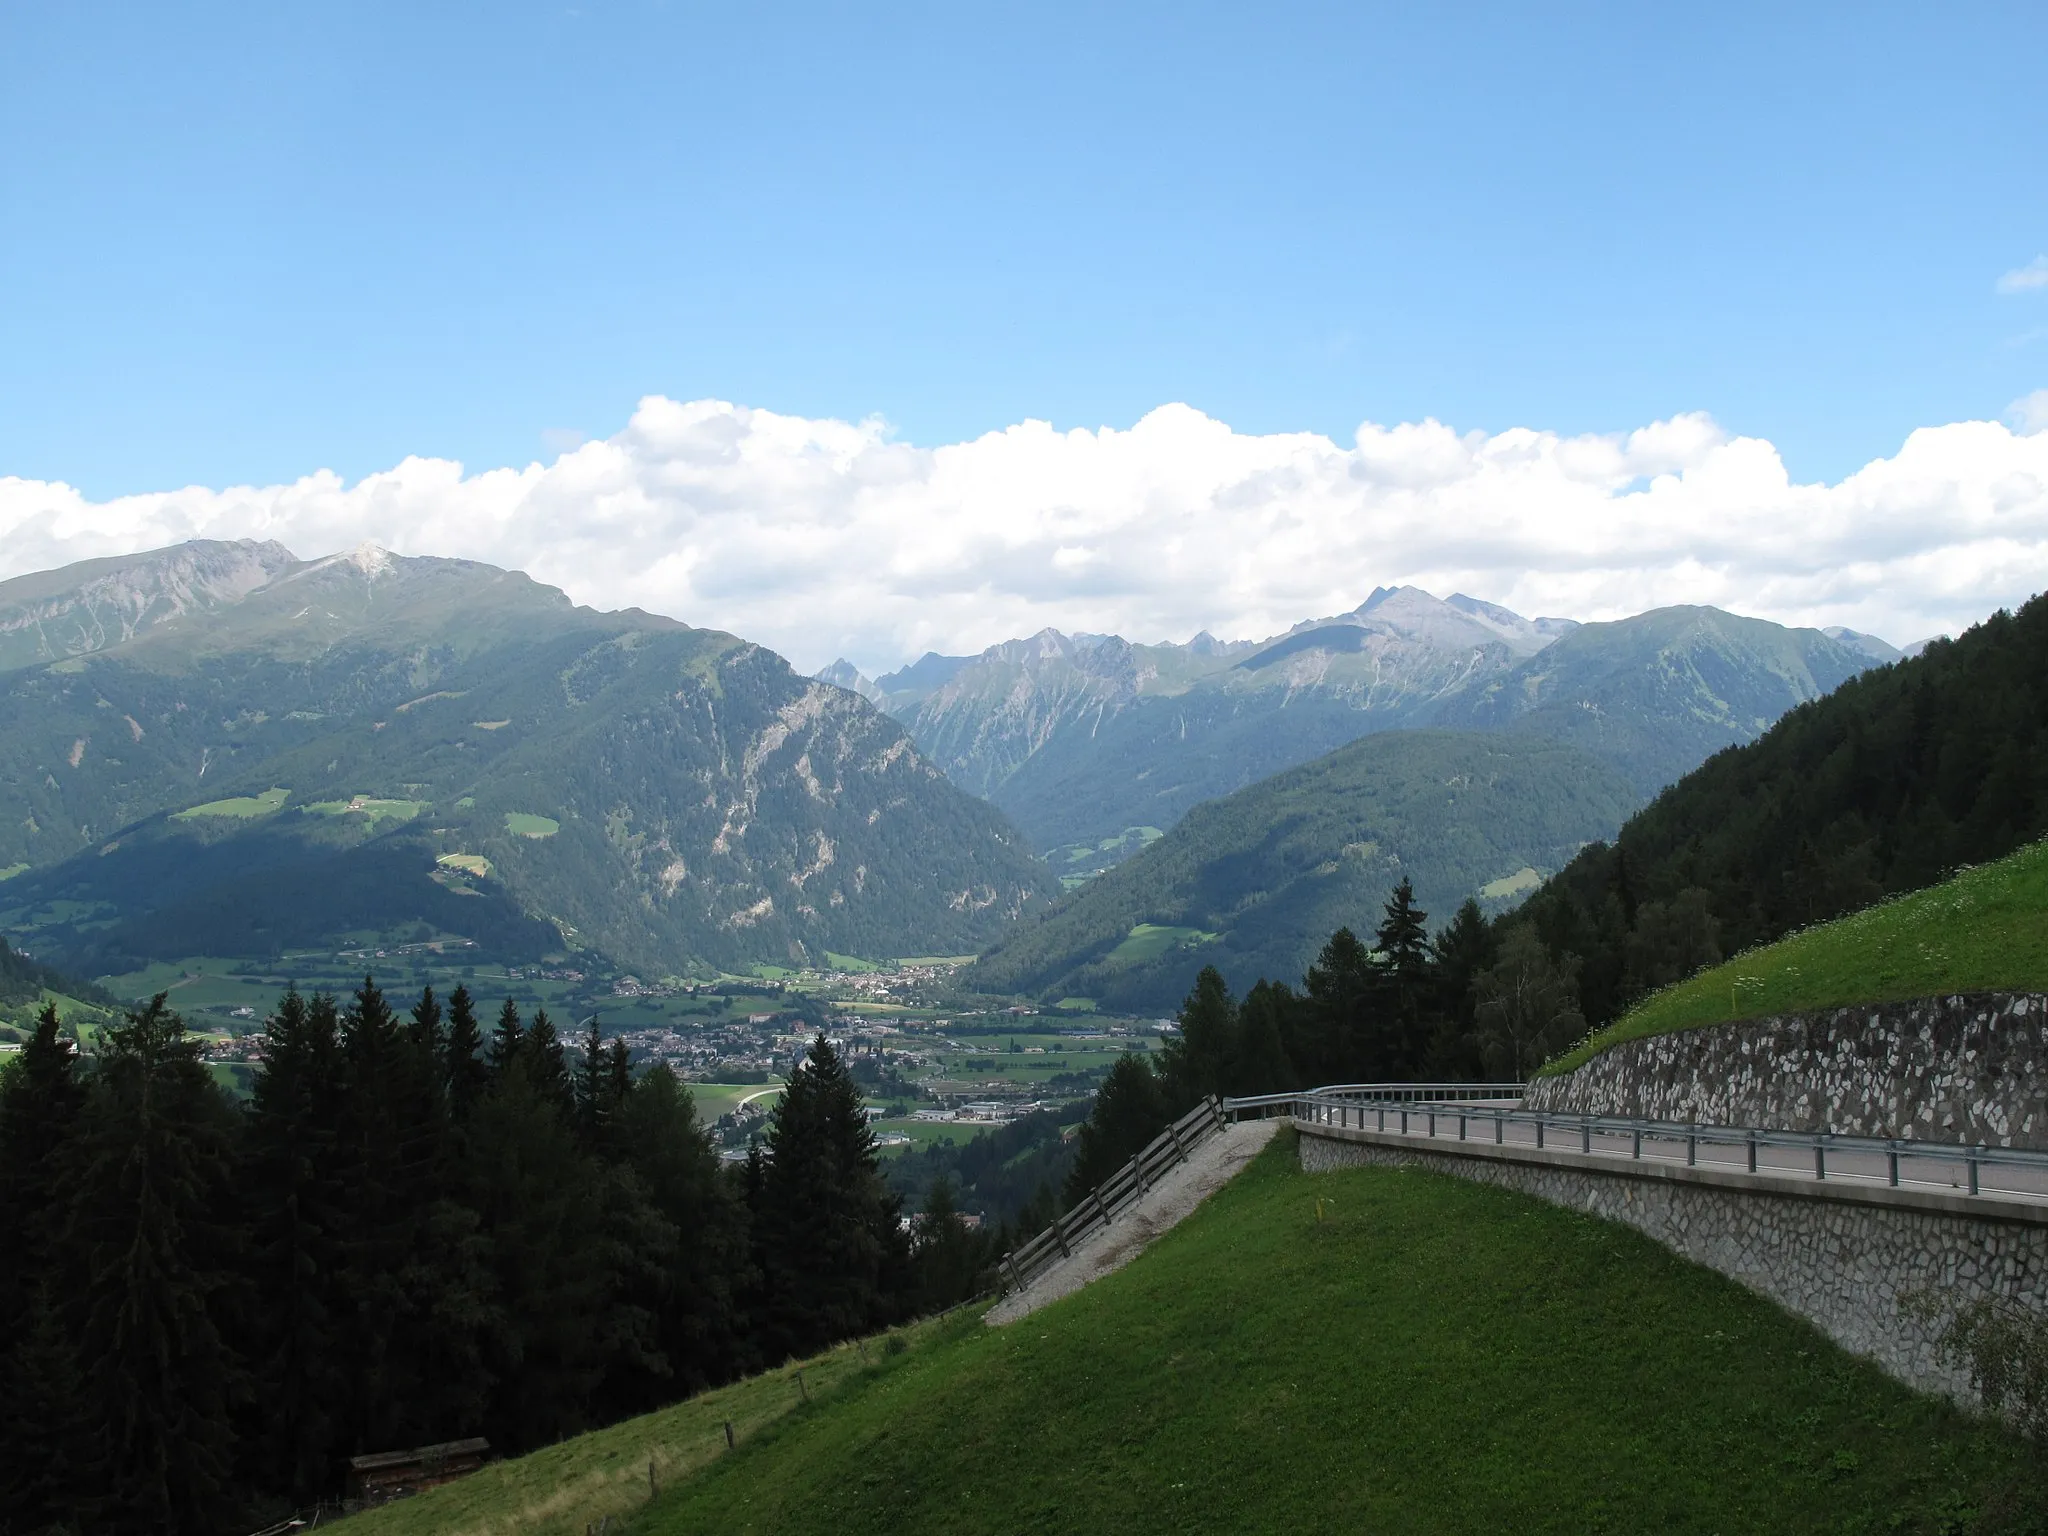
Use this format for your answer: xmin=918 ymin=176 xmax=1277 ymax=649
xmin=836 ymin=588 xmax=1886 ymax=858
xmin=0 ymin=541 xmax=1056 ymax=976
xmin=964 ymin=729 xmax=1639 ymax=1013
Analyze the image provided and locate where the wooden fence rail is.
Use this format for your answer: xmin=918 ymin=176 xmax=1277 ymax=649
xmin=998 ymin=1095 xmax=1226 ymax=1294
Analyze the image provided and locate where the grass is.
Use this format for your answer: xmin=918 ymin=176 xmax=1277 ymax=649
xmin=688 ymin=1083 xmax=781 ymax=1123
xmin=504 ymin=812 xmax=560 ymax=838
xmin=630 ymin=1133 xmax=2043 ymax=1535
xmin=0 ymin=861 xmax=29 ymax=880
xmin=1480 ymin=864 xmax=1543 ymax=900
xmin=1105 ymin=922 xmax=1218 ymax=965
xmin=336 ymin=1316 xmax=972 ymax=1536
xmin=436 ymin=852 xmax=494 ymax=877
xmin=305 ymin=796 xmax=428 ymax=828
xmin=822 ymin=951 xmax=884 ymax=972
xmin=172 ymin=786 xmax=290 ymax=820
xmin=1546 ymin=838 xmax=2048 ymax=1076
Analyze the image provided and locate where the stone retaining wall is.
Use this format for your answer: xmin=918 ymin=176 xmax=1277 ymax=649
xmin=1298 ymin=1124 xmax=2048 ymax=1404
xmin=1525 ymin=993 xmax=2048 ymax=1148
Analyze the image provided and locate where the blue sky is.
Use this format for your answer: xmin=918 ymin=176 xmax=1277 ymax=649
xmin=3 ymin=1 xmax=2044 ymax=500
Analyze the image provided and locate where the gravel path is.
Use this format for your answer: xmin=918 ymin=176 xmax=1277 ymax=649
xmin=984 ymin=1118 xmax=1280 ymax=1326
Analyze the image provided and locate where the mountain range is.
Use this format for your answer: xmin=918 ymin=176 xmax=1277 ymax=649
xmin=963 ymin=727 xmax=1641 ymax=1013
xmin=0 ymin=541 xmax=1056 ymax=978
xmin=822 ymin=588 xmax=1896 ymax=864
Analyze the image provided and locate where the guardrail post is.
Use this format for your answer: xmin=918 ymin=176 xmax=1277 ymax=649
xmin=1631 ymin=1128 xmax=1641 ymax=1159
xmin=1400 ymin=1108 xmax=1409 ymax=1135
xmin=1686 ymin=1131 xmax=1696 ymax=1167
xmin=1887 ymin=1147 xmax=1899 ymax=1187
xmin=1378 ymin=1106 xmax=1386 ymax=1132
xmin=1746 ymin=1133 xmax=1757 ymax=1173
xmin=1004 ymin=1254 xmax=1023 ymax=1292
xmin=1051 ymin=1214 xmax=1072 ymax=1258
xmin=1536 ymin=1118 xmax=1545 ymax=1150
xmin=1458 ymin=1113 xmax=1466 ymax=1142
xmin=1428 ymin=1110 xmax=1436 ymax=1138
xmin=1494 ymin=1112 xmax=1503 ymax=1145
xmin=1581 ymin=1119 xmax=1591 ymax=1155
xmin=1968 ymin=1152 xmax=1980 ymax=1197
xmin=1814 ymin=1141 xmax=1826 ymax=1181
xmin=1166 ymin=1121 xmax=1190 ymax=1164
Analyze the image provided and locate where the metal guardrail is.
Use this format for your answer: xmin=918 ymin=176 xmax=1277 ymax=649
xmin=1231 ymin=1085 xmax=2048 ymax=1208
xmin=999 ymin=1096 xmax=1226 ymax=1294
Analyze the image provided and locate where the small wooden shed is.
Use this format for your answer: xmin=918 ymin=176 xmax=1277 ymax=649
xmin=346 ymin=1437 xmax=491 ymax=1504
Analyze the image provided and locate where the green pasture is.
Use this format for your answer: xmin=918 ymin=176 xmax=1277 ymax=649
xmin=171 ymin=786 xmax=290 ymax=820
xmin=1105 ymin=922 xmax=1217 ymax=965
xmin=333 ymin=1317 xmax=969 ymax=1536
xmin=1547 ymin=837 xmax=2048 ymax=1076
xmin=638 ymin=1134 xmax=2042 ymax=1534
xmin=504 ymin=811 xmax=561 ymax=838
xmin=690 ymin=1084 xmax=782 ymax=1124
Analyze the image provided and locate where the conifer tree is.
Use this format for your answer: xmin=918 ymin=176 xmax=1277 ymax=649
xmin=444 ymin=984 xmax=489 ymax=1120
xmin=488 ymin=997 xmax=525 ymax=1076
xmin=1298 ymin=927 xmax=1378 ymax=1081
xmin=754 ymin=1035 xmax=909 ymax=1359
xmin=1376 ymin=879 xmax=1433 ymax=1074
xmin=1229 ymin=979 xmax=1298 ymax=1095
xmin=1156 ymin=965 xmax=1237 ymax=1111
xmin=526 ymin=1007 xmax=575 ymax=1115
xmin=239 ymin=986 xmax=347 ymax=1504
xmin=64 ymin=994 xmax=239 ymax=1535
xmin=0 ymin=1278 xmax=102 ymax=1534
xmin=1064 ymin=1052 xmax=1166 ymax=1198
xmin=0 ymin=1002 xmax=86 ymax=1324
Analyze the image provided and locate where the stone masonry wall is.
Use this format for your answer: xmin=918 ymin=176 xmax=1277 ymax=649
xmin=1297 ymin=1127 xmax=2048 ymax=1404
xmin=1524 ymin=993 xmax=2048 ymax=1149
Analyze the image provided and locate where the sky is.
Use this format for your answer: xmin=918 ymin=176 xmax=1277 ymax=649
xmin=2 ymin=2 xmax=2046 ymax=672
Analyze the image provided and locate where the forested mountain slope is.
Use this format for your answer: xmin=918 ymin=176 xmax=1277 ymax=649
xmin=964 ymin=730 xmax=1636 ymax=1013
xmin=1510 ymin=593 xmax=2048 ymax=1029
xmin=852 ymin=589 xmax=1884 ymax=862
xmin=872 ymin=588 xmax=1568 ymax=852
xmin=1424 ymin=605 xmax=1882 ymax=798
xmin=0 ymin=541 xmax=1054 ymax=976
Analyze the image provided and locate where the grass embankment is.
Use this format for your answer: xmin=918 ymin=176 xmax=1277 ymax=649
xmin=632 ymin=1134 xmax=2041 ymax=1534
xmin=338 ymin=1317 xmax=968 ymax=1536
xmin=1546 ymin=838 xmax=2048 ymax=1076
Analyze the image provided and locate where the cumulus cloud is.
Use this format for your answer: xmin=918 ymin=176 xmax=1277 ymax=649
xmin=5 ymin=398 xmax=2048 ymax=673
xmin=1999 ymin=256 xmax=2048 ymax=295
xmin=2011 ymin=390 xmax=2048 ymax=435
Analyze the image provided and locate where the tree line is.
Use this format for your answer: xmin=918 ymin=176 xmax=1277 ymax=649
xmin=1060 ymin=594 xmax=2048 ymax=1204
xmin=1062 ymin=878 xmax=1583 ymax=1198
xmin=1513 ymin=595 xmax=2048 ymax=1029
xmin=0 ymin=981 xmax=976 ymax=1536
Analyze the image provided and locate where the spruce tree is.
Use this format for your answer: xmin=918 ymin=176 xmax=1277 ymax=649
xmin=239 ymin=987 xmax=347 ymax=1504
xmin=64 ymin=994 xmax=239 ymax=1535
xmin=1156 ymin=965 xmax=1236 ymax=1111
xmin=754 ymin=1035 xmax=909 ymax=1359
xmin=1298 ymin=927 xmax=1378 ymax=1081
xmin=444 ymin=984 xmax=489 ymax=1121
xmin=526 ymin=1007 xmax=575 ymax=1115
xmin=1228 ymin=979 xmax=1298 ymax=1095
xmin=0 ymin=1002 xmax=86 ymax=1324
xmin=487 ymin=997 xmax=525 ymax=1075
xmin=0 ymin=1278 xmax=102 ymax=1534
xmin=1064 ymin=1052 xmax=1166 ymax=1199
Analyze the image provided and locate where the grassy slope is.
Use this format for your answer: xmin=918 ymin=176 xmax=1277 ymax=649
xmin=1545 ymin=838 xmax=2048 ymax=1076
xmin=339 ymin=1318 xmax=967 ymax=1536
xmin=637 ymin=1134 xmax=2041 ymax=1535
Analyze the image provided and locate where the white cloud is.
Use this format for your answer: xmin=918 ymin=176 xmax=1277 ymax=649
xmin=1998 ymin=256 xmax=2048 ymax=295
xmin=2010 ymin=390 xmax=2048 ymax=435
xmin=6 ymin=398 xmax=2048 ymax=673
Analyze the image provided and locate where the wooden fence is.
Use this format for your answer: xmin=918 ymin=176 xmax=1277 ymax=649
xmin=998 ymin=1095 xmax=1226 ymax=1294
